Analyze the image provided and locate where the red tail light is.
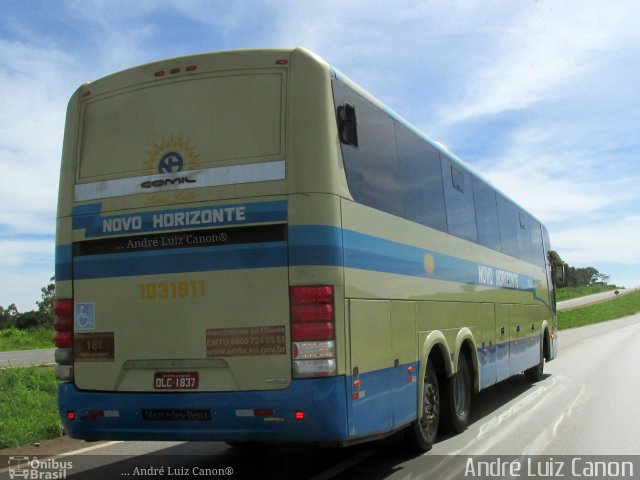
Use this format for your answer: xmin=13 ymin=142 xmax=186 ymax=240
xmin=54 ymin=299 xmax=73 ymax=349
xmin=291 ymin=286 xmax=334 ymax=341
xmin=292 ymin=303 xmax=334 ymax=322
xmin=291 ymin=286 xmax=337 ymax=377
xmin=290 ymin=286 xmax=333 ymax=305
xmin=54 ymin=299 xmax=73 ymax=316
xmin=292 ymin=322 xmax=335 ymax=341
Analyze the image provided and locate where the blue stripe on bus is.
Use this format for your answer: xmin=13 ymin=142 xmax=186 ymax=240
xmin=290 ymin=225 xmax=536 ymax=291
xmin=289 ymin=225 xmax=344 ymax=267
xmin=72 ymin=242 xmax=287 ymax=280
xmin=72 ymin=200 xmax=287 ymax=238
xmin=55 ymin=244 xmax=73 ymax=281
xmin=62 ymin=222 xmax=537 ymax=291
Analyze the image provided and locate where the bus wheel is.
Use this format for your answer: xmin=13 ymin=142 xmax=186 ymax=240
xmin=407 ymin=361 xmax=440 ymax=451
xmin=441 ymin=351 xmax=471 ymax=433
xmin=524 ymin=344 xmax=545 ymax=382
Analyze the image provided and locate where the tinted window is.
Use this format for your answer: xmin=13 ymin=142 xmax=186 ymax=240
xmin=530 ymin=219 xmax=545 ymax=267
xmin=517 ymin=212 xmax=534 ymax=263
xmin=395 ymin=123 xmax=447 ymax=232
xmin=497 ymin=195 xmax=519 ymax=257
xmin=332 ymin=80 xmax=403 ymax=217
xmin=442 ymin=157 xmax=478 ymax=242
xmin=473 ymin=178 xmax=501 ymax=251
xmin=332 ymin=78 xmax=544 ymax=264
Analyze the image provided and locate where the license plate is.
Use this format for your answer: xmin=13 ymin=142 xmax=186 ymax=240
xmin=154 ymin=371 xmax=199 ymax=390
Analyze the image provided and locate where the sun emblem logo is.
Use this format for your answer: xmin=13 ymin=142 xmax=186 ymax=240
xmin=145 ymin=135 xmax=200 ymax=175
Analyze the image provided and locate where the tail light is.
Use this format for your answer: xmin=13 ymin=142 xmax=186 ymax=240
xmin=54 ymin=299 xmax=74 ymax=382
xmin=290 ymin=286 xmax=337 ymax=378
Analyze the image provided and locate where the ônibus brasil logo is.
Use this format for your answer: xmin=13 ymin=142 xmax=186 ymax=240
xmin=7 ymin=456 xmax=72 ymax=479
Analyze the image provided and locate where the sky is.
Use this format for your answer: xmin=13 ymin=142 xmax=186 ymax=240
xmin=1 ymin=0 xmax=639 ymax=311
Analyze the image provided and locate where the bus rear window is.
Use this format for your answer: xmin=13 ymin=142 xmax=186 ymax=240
xmin=78 ymin=73 xmax=285 ymax=181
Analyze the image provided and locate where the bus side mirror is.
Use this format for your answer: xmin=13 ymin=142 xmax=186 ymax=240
xmin=554 ymin=263 xmax=565 ymax=286
xmin=548 ymin=250 xmax=565 ymax=286
xmin=337 ymin=102 xmax=359 ymax=147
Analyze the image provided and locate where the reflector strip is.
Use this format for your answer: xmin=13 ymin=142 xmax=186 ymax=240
xmin=74 ymin=160 xmax=285 ymax=201
xmin=352 ymin=390 xmax=366 ymax=400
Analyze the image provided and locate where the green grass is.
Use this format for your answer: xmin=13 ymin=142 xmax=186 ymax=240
xmin=556 ymin=285 xmax=619 ymax=301
xmin=557 ymin=290 xmax=640 ymax=330
xmin=0 ymin=366 xmax=64 ymax=449
xmin=0 ymin=326 xmax=54 ymax=352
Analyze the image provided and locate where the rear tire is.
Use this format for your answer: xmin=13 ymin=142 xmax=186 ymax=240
xmin=441 ymin=351 xmax=471 ymax=433
xmin=406 ymin=361 xmax=440 ymax=452
xmin=524 ymin=341 xmax=545 ymax=382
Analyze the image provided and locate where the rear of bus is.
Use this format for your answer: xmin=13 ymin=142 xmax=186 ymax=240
xmin=55 ymin=48 xmax=350 ymax=442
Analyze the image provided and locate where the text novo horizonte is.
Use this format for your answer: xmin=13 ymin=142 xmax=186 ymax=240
xmin=102 ymin=206 xmax=247 ymax=233
xmin=478 ymin=265 xmax=521 ymax=290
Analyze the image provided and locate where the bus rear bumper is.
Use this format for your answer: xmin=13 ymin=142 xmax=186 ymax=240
xmin=58 ymin=376 xmax=349 ymax=443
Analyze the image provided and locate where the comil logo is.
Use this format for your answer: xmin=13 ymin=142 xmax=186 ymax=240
xmin=145 ymin=135 xmax=200 ymax=174
xmin=158 ymin=151 xmax=184 ymax=173
xmin=142 ymin=135 xmax=200 ymax=189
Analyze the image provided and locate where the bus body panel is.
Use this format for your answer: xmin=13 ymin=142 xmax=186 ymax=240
xmin=68 ymin=198 xmax=292 ymax=393
xmin=339 ymin=197 xmax=551 ymax=398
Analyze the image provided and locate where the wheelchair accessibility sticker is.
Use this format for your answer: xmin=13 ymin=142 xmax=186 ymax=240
xmin=75 ymin=303 xmax=95 ymax=330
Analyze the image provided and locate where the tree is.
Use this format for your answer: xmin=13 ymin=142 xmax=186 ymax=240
xmin=0 ymin=304 xmax=19 ymax=329
xmin=562 ymin=263 xmax=610 ymax=287
xmin=13 ymin=310 xmax=44 ymax=329
xmin=0 ymin=278 xmax=55 ymax=330
xmin=37 ymin=276 xmax=55 ymax=326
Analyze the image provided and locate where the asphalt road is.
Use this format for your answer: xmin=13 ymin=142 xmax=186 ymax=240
xmin=2 ymin=313 xmax=639 ymax=479
xmin=0 ymin=347 xmax=54 ymax=368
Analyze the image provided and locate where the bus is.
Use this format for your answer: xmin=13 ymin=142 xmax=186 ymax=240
xmin=54 ymin=47 xmax=564 ymax=451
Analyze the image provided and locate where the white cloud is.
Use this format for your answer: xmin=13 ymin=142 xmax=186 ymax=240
xmin=0 ymin=239 xmax=52 ymax=268
xmin=0 ymin=237 xmax=53 ymax=311
xmin=0 ymin=40 xmax=80 ymax=238
xmin=553 ymin=215 xmax=640 ymax=265
xmin=480 ymin=165 xmax=617 ymax=224
xmin=436 ymin=2 xmax=640 ymax=125
xmin=0 ymin=267 xmax=53 ymax=311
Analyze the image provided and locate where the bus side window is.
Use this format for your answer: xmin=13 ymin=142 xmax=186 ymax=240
xmin=337 ymin=102 xmax=359 ymax=147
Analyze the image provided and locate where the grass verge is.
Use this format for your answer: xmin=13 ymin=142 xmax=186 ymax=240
xmin=0 ymin=366 xmax=63 ymax=449
xmin=0 ymin=326 xmax=54 ymax=352
xmin=557 ymin=290 xmax=640 ymax=330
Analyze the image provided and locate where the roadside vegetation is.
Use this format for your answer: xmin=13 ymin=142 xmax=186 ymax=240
xmin=0 ymin=326 xmax=54 ymax=352
xmin=557 ymin=290 xmax=640 ymax=330
xmin=556 ymin=284 xmax=619 ymax=302
xmin=0 ymin=366 xmax=63 ymax=449
xmin=1 ymin=278 xmax=55 ymax=352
